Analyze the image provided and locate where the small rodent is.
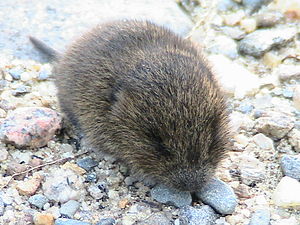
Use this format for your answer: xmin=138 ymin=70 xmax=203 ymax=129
xmin=30 ymin=20 xmax=230 ymax=191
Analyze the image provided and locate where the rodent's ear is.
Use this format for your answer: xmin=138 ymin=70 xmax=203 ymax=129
xmin=29 ymin=36 xmax=60 ymax=61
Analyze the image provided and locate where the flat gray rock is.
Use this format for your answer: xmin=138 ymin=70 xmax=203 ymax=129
xmin=151 ymin=184 xmax=192 ymax=208
xmin=238 ymin=28 xmax=297 ymax=57
xmin=59 ymin=200 xmax=80 ymax=218
xmin=281 ymin=155 xmax=300 ymax=180
xmin=248 ymin=209 xmax=270 ymax=225
xmin=196 ymin=178 xmax=237 ymax=215
xmin=55 ymin=218 xmax=92 ymax=225
xmin=28 ymin=194 xmax=49 ymax=209
xmin=179 ymin=205 xmax=219 ymax=225
xmin=0 ymin=0 xmax=192 ymax=61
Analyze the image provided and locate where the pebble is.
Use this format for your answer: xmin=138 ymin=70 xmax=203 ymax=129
xmin=223 ymin=10 xmax=245 ymax=26
xmin=293 ymin=85 xmax=300 ymax=111
xmin=273 ymin=176 xmax=300 ymax=208
xmin=55 ymin=218 xmax=92 ymax=225
xmin=20 ymin=72 xmax=33 ymax=82
xmin=86 ymin=172 xmax=97 ymax=183
xmin=12 ymin=85 xmax=31 ymax=96
xmin=255 ymin=112 xmax=295 ymax=139
xmin=16 ymin=174 xmax=42 ymax=196
xmin=38 ymin=64 xmax=52 ymax=80
xmin=252 ymin=133 xmax=274 ymax=150
xmin=59 ymin=200 xmax=80 ymax=218
xmin=139 ymin=212 xmax=171 ymax=225
xmin=256 ymin=11 xmax=283 ymax=28
xmin=217 ymin=0 xmax=239 ymax=12
xmin=248 ymin=209 xmax=270 ymax=225
xmin=42 ymin=168 xmax=85 ymax=203
xmin=237 ymin=102 xmax=254 ymax=114
xmin=0 ymin=107 xmax=62 ymax=148
xmin=280 ymin=155 xmax=300 ymax=180
xmin=96 ymin=218 xmax=115 ymax=225
xmin=76 ymin=157 xmax=98 ymax=172
xmin=0 ymin=147 xmax=8 ymax=161
xmin=196 ymin=178 xmax=237 ymax=214
xmin=288 ymin=129 xmax=300 ymax=152
xmin=28 ymin=194 xmax=49 ymax=209
xmin=240 ymin=18 xmax=257 ymax=33
xmin=220 ymin=26 xmax=246 ymax=40
xmin=273 ymin=0 xmax=300 ymax=19
xmin=208 ymin=54 xmax=260 ymax=98
xmin=0 ymin=196 xmax=4 ymax=216
xmin=282 ymin=89 xmax=293 ymax=99
xmin=87 ymin=184 xmax=106 ymax=200
xmin=238 ymin=28 xmax=297 ymax=57
xmin=150 ymin=184 xmax=192 ymax=208
xmin=276 ymin=65 xmax=300 ymax=82
xmin=8 ymin=67 xmax=23 ymax=79
xmin=33 ymin=213 xmax=54 ymax=225
xmin=62 ymin=162 xmax=86 ymax=175
xmin=242 ymin=0 xmax=272 ymax=13
xmin=239 ymin=155 xmax=266 ymax=185
xmin=208 ymin=35 xmax=238 ymax=59
xmin=179 ymin=205 xmax=219 ymax=225
xmin=233 ymin=184 xmax=251 ymax=199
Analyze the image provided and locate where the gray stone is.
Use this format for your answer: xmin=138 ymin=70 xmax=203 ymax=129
xmin=3 ymin=0 xmax=193 ymax=61
xmin=8 ymin=67 xmax=23 ymax=79
xmin=0 ymin=196 xmax=4 ymax=216
xmin=55 ymin=218 xmax=92 ymax=225
xmin=77 ymin=157 xmax=98 ymax=171
xmin=220 ymin=26 xmax=246 ymax=40
xmin=86 ymin=172 xmax=97 ymax=183
xmin=151 ymin=184 xmax=192 ymax=208
xmin=139 ymin=212 xmax=171 ymax=225
xmin=238 ymin=28 xmax=297 ymax=57
xmin=255 ymin=112 xmax=295 ymax=139
xmin=277 ymin=65 xmax=300 ymax=81
xmin=239 ymin=155 xmax=266 ymax=185
xmin=242 ymin=0 xmax=272 ymax=14
xmin=59 ymin=200 xmax=80 ymax=218
xmin=281 ymin=155 xmax=300 ymax=180
xmin=196 ymin=178 xmax=237 ymax=215
xmin=208 ymin=35 xmax=238 ymax=59
xmin=12 ymin=85 xmax=31 ymax=96
xmin=248 ymin=209 xmax=270 ymax=225
xmin=217 ymin=0 xmax=239 ymax=12
xmin=179 ymin=205 xmax=219 ymax=225
xmin=252 ymin=133 xmax=274 ymax=150
xmin=256 ymin=12 xmax=283 ymax=28
xmin=237 ymin=103 xmax=254 ymax=114
xmin=96 ymin=218 xmax=115 ymax=225
xmin=282 ymin=89 xmax=293 ymax=99
xmin=28 ymin=194 xmax=49 ymax=209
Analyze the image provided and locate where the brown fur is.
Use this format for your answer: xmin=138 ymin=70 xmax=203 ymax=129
xmin=31 ymin=20 xmax=230 ymax=191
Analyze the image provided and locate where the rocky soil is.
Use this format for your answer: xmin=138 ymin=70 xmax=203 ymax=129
xmin=0 ymin=0 xmax=300 ymax=224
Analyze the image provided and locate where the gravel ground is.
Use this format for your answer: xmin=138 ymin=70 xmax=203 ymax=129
xmin=1 ymin=0 xmax=300 ymax=224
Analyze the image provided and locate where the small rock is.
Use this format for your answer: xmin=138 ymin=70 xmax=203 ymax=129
xmin=242 ymin=0 xmax=272 ymax=14
xmin=208 ymin=35 xmax=238 ymax=59
xmin=280 ymin=155 xmax=300 ymax=180
xmin=238 ymin=28 xmax=297 ymax=57
xmin=118 ymin=198 xmax=129 ymax=209
xmin=237 ymin=102 xmax=254 ymax=114
xmin=276 ymin=65 xmax=300 ymax=82
xmin=208 ymin=54 xmax=260 ymax=98
xmin=33 ymin=213 xmax=54 ymax=225
xmin=16 ymin=174 xmax=42 ymax=196
xmin=282 ymin=88 xmax=293 ymax=99
xmin=256 ymin=11 xmax=283 ymax=27
xmin=62 ymin=162 xmax=86 ymax=175
xmin=273 ymin=0 xmax=300 ymax=19
xmin=12 ymin=85 xmax=31 ymax=96
xmin=0 ymin=196 xmax=4 ymax=216
xmin=139 ymin=212 xmax=171 ymax=225
xmin=252 ymin=133 xmax=274 ymax=150
xmin=86 ymin=172 xmax=97 ymax=183
xmin=255 ymin=112 xmax=294 ymax=139
xmin=288 ymin=129 xmax=300 ymax=152
xmin=29 ymin=194 xmax=49 ymax=209
xmin=0 ymin=147 xmax=8 ymax=161
xmin=273 ymin=216 xmax=299 ymax=225
xmin=0 ymin=108 xmax=6 ymax=118
xmin=151 ymin=184 xmax=192 ymax=208
xmin=220 ymin=26 xmax=246 ymax=40
xmin=55 ymin=218 xmax=92 ymax=225
xmin=43 ymin=168 xmax=85 ymax=203
xmin=262 ymin=52 xmax=282 ymax=68
xmin=87 ymin=184 xmax=106 ymax=200
xmin=233 ymin=184 xmax=251 ymax=199
xmin=76 ymin=157 xmax=98 ymax=172
xmin=124 ymin=176 xmax=137 ymax=186
xmin=20 ymin=72 xmax=33 ymax=81
xmin=59 ymin=200 xmax=80 ymax=218
xmin=239 ymin=155 xmax=266 ymax=185
xmin=196 ymin=178 xmax=237 ymax=214
xmin=293 ymin=85 xmax=300 ymax=111
xmin=248 ymin=209 xmax=270 ymax=225
xmin=179 ymin=205 xmax=219 ymax=225
xmin=0 ymin=107 xmax=62 ymax=148
xmin=8 ymin=67 xmax=23 ymax=79
xmin=96 ymin=218 xmax=115 ymax=225
xmin=240 ymin=18 xmax=257 ymax=33
xmin=38 ymin=64 xmax=52 ymax=80
xmin=217 ymin=0 xmax=239 ymax=12
xmin=273 ymin=176 xmax=300 ymax=208
xmin=223 ymin=10 xmax=245 ymax=26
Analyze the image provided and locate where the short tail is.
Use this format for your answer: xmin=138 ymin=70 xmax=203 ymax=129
xmin=29 ymin=36 xmax=60 ymax=61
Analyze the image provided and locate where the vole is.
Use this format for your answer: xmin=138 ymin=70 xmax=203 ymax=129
xmin=30 ymin=20 xmax=230 ymax=191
